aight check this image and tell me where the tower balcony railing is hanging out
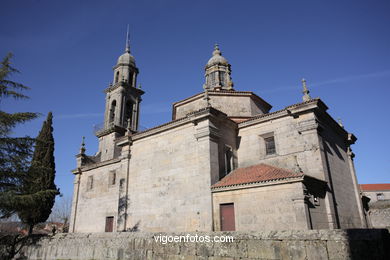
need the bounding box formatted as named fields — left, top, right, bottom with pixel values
left=93, top=122, right=125, bottom=136
left=93, top=121, right=149, bottom=136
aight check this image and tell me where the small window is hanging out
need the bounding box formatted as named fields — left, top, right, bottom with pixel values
left=105, top=216, right=114, bottom=232
left=377, top=193, right=385, bottom=201
left=87, top=176, right=93, bottom=191
left=109, top=171, right=116, bottom=186
left=264, top=136, right=276, bottom=155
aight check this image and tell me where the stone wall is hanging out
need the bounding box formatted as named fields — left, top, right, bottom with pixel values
left=368, top=201, right=390, bottom=229
left=173, top=93, right=267, bottom=120
left=212, top=182, right=311, bottom=231
left=15, top=229, right=389, bottom=260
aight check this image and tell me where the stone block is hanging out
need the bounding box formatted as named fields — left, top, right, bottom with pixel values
left=326, top=240, right=351, bottom=260
left=212, top=240, right=245, bottom=258
left=280, top=240, right=307, bottom=260
left=196, top=241, right=214, bottom=256
left=181, top=241, right=196, bottom=255
left=247, top=239, right=281, bottom=259
left=305, top=241, right=328, bottom=260
left=208, top=257, right=234, bottom=260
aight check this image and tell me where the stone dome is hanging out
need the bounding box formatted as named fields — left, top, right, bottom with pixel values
left=206, top=44, right=229, bottom=67
left=117, top=51, right=135, bottom=66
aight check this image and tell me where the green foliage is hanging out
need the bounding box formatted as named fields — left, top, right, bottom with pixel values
left=0, top=53, right=59, bottom=233
left=17, top=112, right=60, bottom=231
left=0, top=53, right=38, bottom=218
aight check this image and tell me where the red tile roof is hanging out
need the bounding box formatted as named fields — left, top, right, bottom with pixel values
left=359, top=184, right=390, bottom=191
left=211, top=163, right=304, bottom=189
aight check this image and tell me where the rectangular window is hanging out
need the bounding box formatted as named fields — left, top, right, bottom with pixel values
left=108, top=171, right=116, bottom=186
left=264, top=136, right=276, bottom=155
left=377, top=193, right=385, bottom=201
left=87, top=176, right=93, bottom=191
left=105, top=216, right=114, bottom=232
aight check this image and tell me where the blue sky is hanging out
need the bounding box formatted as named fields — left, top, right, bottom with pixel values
left=1, top=0, right=389, bottom=199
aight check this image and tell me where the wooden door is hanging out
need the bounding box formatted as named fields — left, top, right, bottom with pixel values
left=105, top=216, right=114, bottom=232
left=220, top=203, right=235, bottom=231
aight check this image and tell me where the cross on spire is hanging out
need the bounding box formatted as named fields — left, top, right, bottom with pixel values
left=80, top=136, right=86, bottom=155
left=301, top=78, right=311, bottom=102
left=125, top=24, right=130, bottom=53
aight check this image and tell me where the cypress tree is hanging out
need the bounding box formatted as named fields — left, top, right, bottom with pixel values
left=17, top=112, right=59, bottom=234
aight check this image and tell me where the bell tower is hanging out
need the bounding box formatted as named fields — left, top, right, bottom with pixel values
left=203, top=44, right=234, bottom=91
left=102, top=29, right=144, bottom=133
left=96, top=29, right=144, bottom=161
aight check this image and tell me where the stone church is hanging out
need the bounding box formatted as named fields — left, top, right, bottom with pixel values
left=69, top=39, right=366, bottom=233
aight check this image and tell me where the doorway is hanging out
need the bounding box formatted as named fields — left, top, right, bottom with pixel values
left=220, top=203, right=235, bottom=231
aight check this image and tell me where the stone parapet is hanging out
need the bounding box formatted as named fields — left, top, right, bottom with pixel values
left=14, top=229, right=389, bottom=260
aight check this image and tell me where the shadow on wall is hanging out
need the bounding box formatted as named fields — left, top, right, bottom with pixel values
left=346, top=229, right=390, bottom=259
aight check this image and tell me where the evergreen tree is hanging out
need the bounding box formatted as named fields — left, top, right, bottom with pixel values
left=18, top=112, right=59, bottom=234
left=0, top=53, right=38, bottom=218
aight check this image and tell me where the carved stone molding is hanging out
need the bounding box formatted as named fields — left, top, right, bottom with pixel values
left=194, top=125, right=221, bottom=141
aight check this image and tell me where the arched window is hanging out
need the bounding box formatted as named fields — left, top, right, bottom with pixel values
left=125, top=100, right=133, bottom=127
left=210, top=72, right=216, bottom=86
left=109, top=100, right=116, bottom=124
left=219, top=72, right=226, bottom=86
left=115, top=71, right=119, bottom=83
left=129, top=73, right=133, bottom=86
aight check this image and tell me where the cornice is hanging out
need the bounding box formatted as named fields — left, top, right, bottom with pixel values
left=118, top=107, right=230, bottom=144
left=238, top=98, right=323, bottom=129
left=211, top=176, right=305, bottom=192
left=71, top=157, right=122, bottom=174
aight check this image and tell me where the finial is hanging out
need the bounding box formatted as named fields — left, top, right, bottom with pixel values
left=301, top=78, right=311, bottom=102
left=80, top=136, right=86, bottom=154
left=125, top=24, right=130, bottom=53
left=138, top=84, right=142, bottom=89
left=212, top=43, right=221, bottom=56
left=338, top=118, right=344, bottom=128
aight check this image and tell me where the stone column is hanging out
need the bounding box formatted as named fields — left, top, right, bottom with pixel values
left=104, top=93, right=111, bottom=129
left=132, top=98, right=139, bottom=130
left=347, top=146, right=367, bottom=227
left=194, top=118, right=221, bottom=231
left=292, top=194, right=312, bottom=229
left=69, top=173, right=81, bottom=233
left=132, top=71, right=137, bottom=89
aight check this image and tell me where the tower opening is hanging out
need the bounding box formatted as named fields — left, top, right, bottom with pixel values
left=125, top=100, right=133, bottom=127
left=109, top=100, right=116, bottom=124
left=115, top=71, right=119, bottom=83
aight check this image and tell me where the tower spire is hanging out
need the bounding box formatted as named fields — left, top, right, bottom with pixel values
left=301, top=78, right=311, bottom=102
left=125, top=24, right=130, bottom=53
left=79, top=136, right=86, bottom=155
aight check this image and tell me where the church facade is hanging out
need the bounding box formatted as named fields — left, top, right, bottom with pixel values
left=69, top=41, right=366, bottom=233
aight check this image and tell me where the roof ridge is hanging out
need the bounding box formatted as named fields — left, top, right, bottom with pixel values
left=211, top=163, right=304, bottom=189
